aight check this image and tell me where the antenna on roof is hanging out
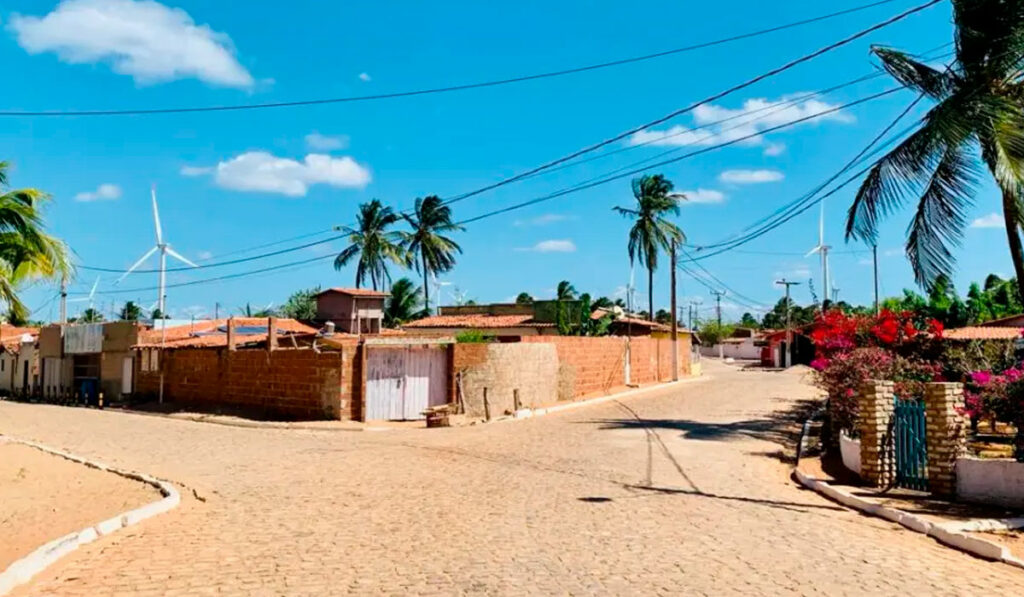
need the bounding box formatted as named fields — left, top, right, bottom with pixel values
left=114, top=184, right=198, bottom=315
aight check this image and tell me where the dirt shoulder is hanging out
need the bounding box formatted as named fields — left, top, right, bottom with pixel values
left=0, top=442, right=159, bottom=570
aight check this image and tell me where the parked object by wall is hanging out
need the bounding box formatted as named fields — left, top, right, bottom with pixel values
left=454, top=342, right=558, bottom=418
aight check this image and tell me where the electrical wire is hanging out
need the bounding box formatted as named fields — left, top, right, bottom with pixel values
left=0, top=0, right=903, bottom=118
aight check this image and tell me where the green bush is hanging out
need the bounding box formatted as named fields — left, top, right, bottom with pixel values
left=455, top=330, right=494, bottom=343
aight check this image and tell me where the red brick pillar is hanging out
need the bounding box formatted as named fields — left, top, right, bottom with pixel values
left=859, top=380, right=895, bottom=487
left=924, top=382, right=966, bottom=496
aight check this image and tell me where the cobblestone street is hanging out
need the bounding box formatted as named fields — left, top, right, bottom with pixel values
left=3, top=360, right=1023, bottom=595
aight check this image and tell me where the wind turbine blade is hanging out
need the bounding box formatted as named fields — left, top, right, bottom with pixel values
left=819, top=202, right=825, bottom=246
left=165, top=246, right=198, bottom=268
left=151, top=185, right=164, bottom=245
left=116, top=246, right=159, bottom=284
left=805, top=246, right=821, bottom=258
left=88, top=277, right=100, bottom=300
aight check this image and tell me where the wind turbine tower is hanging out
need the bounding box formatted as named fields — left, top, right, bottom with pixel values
left=806, top=201, right=831, bottom=309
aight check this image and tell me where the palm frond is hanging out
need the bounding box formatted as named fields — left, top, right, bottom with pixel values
left=874, top=47, right=956, bottom=99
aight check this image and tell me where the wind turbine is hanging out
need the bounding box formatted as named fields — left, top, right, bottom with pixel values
left=116, top=185, right=198, bottom=315
left=67, top=276, right=100, bottom=316
left=806, top=201, right=831, bottom=310
left=431, top=274, right=452, bottom=315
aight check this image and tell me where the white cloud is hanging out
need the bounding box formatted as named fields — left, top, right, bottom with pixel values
left=763, top=142, right=786, bottom=157
left=185, top=151, right=371, bottom=196
left=513, top=213, right=571, bottom=226
left=196, top=250, right=213, bottom=260
left=358, top=72, right=371, bottom=82
left=680, top=189, right=725, bottom=204
left=629, top=94, right=852, bottom=148
left=515, top=239, right=577, bottom=253
left=180, top=165, right=213, bottom=176
left=719, top=169, right=784, bottom=184
left=9, top=0, right=254, bottom=88
left=883, top=247, right=903, bottom=257
left=74, top=183, right=121, bottom=201
left=305, top=132, right=349, bottom=151
left=971, top=213, right=1004, bottom=229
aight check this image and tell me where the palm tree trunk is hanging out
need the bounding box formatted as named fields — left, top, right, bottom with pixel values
left=422, top=250, right=430, bottom=314
left=1001, top=189, right=1024, bottom=302
left=648, top=266, right=654, bottom=321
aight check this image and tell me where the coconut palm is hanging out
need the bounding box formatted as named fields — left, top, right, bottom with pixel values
left=78, top=307, right=104, bottom=323
left=383, top=277, right=423, bottom=327
left=119, top=301, right=142, bottom=321
left=335, top=200, right=407, bottom=290
left=399, top=195, right=463, bottom=312
left=0, top=162, right=71, bottom=321
left=613, top=174, right=685, bottom=320
left=846, top=0, right=1024, bottom=297
left=556, top=280, right=577, bottom=301
left=515, top=292, right=534, bottom=305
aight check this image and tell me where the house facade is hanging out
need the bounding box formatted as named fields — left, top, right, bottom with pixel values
left=315, top=288, right=389, bottom=334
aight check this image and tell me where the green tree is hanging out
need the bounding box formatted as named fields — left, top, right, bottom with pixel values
left=654, top=308, right=672, bottom=324
left=335, top=199, right=407, bottom=290
left=739, top=312, right=759, bottom=328
left=761, top=298, right=815, bottom=329
left=846, top=1, right=1024, bottom=299
left=119, top=301, right=142, bottom=321
left=698, top=321, right=735, bottom=346
left=280, top=287, right=320, bottom=320
left=383, top=277, right=423, bottom=327
left=556, top=280, right=577, bottom=301
left=515, top=292, right=534, bottom=305
left=399, top=195, right=463, bottom=313
left=0, top=162, right=71, bottom=320
left=149, top=308, right=168, bottom=320
left=613, top=174, right=685, bottom=320
left=78, top=307, right=103, bottom=323
left=591, top=296, right=613, bottom=310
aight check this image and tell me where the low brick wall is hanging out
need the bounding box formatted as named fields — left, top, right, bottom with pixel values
left=135, top=347, right=358, bottom=421
left=521, top=335, right=692, bottom=399
left=454, top=343, right=558, bottom=418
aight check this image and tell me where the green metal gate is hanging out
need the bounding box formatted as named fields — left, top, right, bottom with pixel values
left=893, top=397, right=928, bottom=491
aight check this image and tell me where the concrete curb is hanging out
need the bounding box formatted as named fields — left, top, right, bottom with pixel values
left=0, top=436, right=181, bottom=596
left=494, top=374, right=710, bottom=424
left=794, top=468, right=1024, bottom=570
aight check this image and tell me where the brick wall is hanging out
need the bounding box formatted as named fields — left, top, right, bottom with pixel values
left=521, top=335, right=692, bottom=399
left=135, top=346, right=358, bottom=421
left=454, top=343, right=558, bottom=418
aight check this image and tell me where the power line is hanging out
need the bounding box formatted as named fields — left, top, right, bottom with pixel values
left=439, top=0, right=941, bottom=207
left=0, top=1, right=902, bottom=118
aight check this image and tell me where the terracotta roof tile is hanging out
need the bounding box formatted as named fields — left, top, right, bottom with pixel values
left=135, top=318, right=319, bottom=348
left=943, top=326, right=1023, bottom=340
left=402, top=314, right=553, bottom=329
left=316, top=287, right=390, bottom=298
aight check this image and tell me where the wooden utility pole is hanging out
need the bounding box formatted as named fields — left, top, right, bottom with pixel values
left=670, top=241, right=678, bottom=381
left=872, top=244, right=880, bottom=316
left=775, top=279, right=800, bottom=368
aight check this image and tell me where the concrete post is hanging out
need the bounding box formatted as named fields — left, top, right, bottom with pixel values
left=859, top=380, right=895, bottom=487
left=923, top=382, right=966, bottom=496
left=227, top=317, right=236, bottom=352
left=267, top=317, right=278, bottom=352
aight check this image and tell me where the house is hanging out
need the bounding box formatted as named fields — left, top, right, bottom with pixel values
left=700, top=327, right=762, bottom=360
left=315, top=288, right=389, bottom=334
left=403, top=304, right=558, bottom=339
left=760, top=327, right=815, bottom=368
left=0, top=325, right=40, bottom=395
left=977, top=314, right=1024, bottom=327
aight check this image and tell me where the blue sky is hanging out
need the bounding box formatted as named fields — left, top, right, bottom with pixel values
left=0, top=0, right=1010, bottom=322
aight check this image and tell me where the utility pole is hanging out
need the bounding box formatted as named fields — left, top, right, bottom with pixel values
left=710, top=290, right=726, bottom=327
left=872, top=244, right=880, bottom=316
left=670, top=241, right=679, bottom=381
left=689, top=300, right=701, bottom=330
left=775, top=279, right=801, bottom=368
left=214, top=302, right=220, bottom=320
left=59, top=276, right=67, bottom=324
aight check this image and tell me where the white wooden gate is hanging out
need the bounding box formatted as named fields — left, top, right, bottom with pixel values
left=365, top=346, right=448, bottom=420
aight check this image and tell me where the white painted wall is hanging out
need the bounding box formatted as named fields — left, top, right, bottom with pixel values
left=699, top=339, right=760, bottom=360
left=840, top=434, right=861, bottom=475
left=956, top=457, right=1024, bottom=507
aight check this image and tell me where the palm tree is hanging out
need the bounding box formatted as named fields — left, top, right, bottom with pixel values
left=119, top=301, right=142, bottom=321
left=846, top=1, right=1024, bottom=297
left=613, top=174, right=685, bottom=320
left=399, top=195, right=463, bottom=313
left=515, top=292, right=534, bottom=305
left=79, top=307, right=103, bottom=323
left=383, top=277, right=422, bottom=327
left=556, top=280, right=577, bottom=301
left=0, top=162, right=71, bottom=320
left=335, top=200, right=407, bottom=290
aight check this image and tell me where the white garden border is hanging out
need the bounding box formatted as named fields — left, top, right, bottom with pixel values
left=794, top=468, right=1024, bottom=570
left=0, top=436, right=180, bottom=596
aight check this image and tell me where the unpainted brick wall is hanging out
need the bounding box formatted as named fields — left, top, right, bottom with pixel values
left=135, top=346, right=357, bottom=420
left=454, top=343, right=558, bottom=418
left=521, top=335, right=692, bottom=398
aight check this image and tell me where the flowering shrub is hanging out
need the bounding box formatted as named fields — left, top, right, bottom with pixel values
left=965, top=365, right=1024, bottom=424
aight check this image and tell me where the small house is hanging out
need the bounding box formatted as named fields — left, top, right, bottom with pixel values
left=315, top=288, right=389, bottom=334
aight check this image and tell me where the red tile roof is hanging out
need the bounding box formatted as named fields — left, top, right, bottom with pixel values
left=0, top=324, right=39, bottom=338
left=402, top=314, right=553, bottom=329
left=943, top=326, right=1023, bottom=340
left=135, top=318, right=320, bottom=348
left=316, top=287, right=390, bottom=298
